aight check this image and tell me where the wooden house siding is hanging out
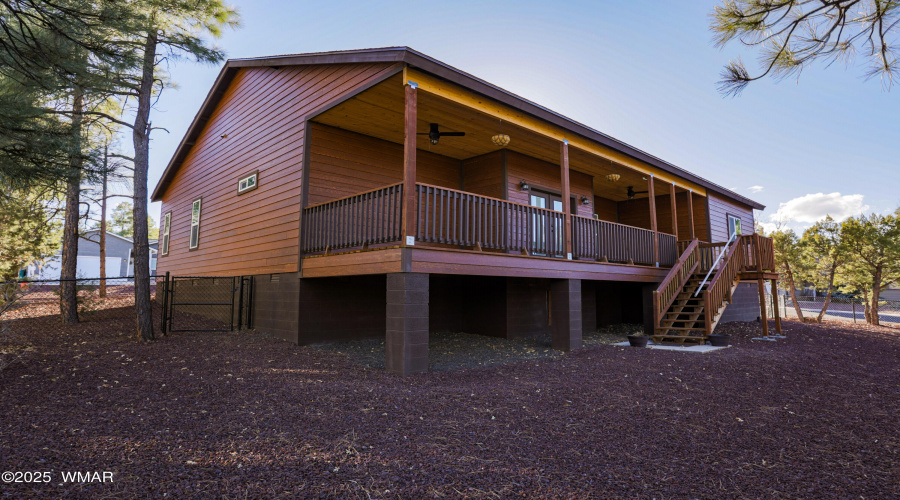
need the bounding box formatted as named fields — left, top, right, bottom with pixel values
left=157, top=63, right=398, bottom=276
left=307, top=123, right=459, bottom=205
left=611, top=193, right=708, bottom=240
left=593, top=196, right=618, bottom=222
left=462, top=151, right=505, bottom=199
left=708, top=192, right=754, bottom=242
left=505, top=151, right=593, bottom=217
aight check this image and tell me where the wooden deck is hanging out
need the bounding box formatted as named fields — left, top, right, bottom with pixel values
left=301, top=246, right=669, bottom=281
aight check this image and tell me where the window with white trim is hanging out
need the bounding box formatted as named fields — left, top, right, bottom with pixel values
left=189, top=198, right=202, bottom=249
left=161, top=212, right=171, bottom=255
left=238, top=172, right=258, bottom=194
left=727, top=215, right=742, bottom=238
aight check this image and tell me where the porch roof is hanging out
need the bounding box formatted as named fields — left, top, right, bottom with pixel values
left=151, top=47, right=765, bottom=210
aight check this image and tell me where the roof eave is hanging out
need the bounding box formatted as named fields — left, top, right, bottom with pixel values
left=151, top=47, right=766, bottom=211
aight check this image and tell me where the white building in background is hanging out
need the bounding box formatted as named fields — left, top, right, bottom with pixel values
left=28, top=230, right=158, bottom=280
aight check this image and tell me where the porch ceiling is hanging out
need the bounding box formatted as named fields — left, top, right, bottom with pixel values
left=313, top=74, right=688, bottom=202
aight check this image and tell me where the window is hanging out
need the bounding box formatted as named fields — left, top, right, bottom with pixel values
left=161, top=212, right=171, bottom=255
left=727, top=215, right=742, bottom=238
left=238, top=171, right=258, bottom=194
left=189, top=198, right=202, bottom=249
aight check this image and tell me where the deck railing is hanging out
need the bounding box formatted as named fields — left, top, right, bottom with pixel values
left=653, top=239, right=700, bottom=329
left=741, top=234, right=775, bottom=272
left=303, top=182, right=691, bottom=268
left=301, top=183, right=403, bottom=253
left=572, top=216, right=675, bottom=266
left=416, top=183, right=564, bottom=256
left=658, top=233, right=677, bottom=267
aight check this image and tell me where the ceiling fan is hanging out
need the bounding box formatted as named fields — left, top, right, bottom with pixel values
left=626, top=186, right=649, bottom=200
left=419, top=123, right=465, bottom=145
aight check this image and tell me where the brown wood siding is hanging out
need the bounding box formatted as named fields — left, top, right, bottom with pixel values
left=616, top=198, right=652, bottom=230
left=157, top=63, right=397, bottom=276
left=592, top=196, right=618, bottom=222
left=462, top=150, right=504, bottom=198
left=675, top=192, right=708, bottom=242
left=505, top=150, right=593, bottom=217
left=308, top=122, right=459, bottom=205
left=617, top=193, right=709, bottom=239
left=708, top=192, right=754, bottom=243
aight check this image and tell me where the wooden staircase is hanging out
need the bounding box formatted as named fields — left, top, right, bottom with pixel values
left=652, top=236, right=748, bottom=344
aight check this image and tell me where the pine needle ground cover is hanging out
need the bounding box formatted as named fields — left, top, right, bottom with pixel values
left=1, top=301, right=897, bottom=498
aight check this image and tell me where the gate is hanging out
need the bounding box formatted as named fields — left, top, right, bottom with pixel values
left=160, top=273, right=253, bottom=334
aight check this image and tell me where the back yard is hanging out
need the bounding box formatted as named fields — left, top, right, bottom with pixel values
left=1, top=301, right=898, bottom=498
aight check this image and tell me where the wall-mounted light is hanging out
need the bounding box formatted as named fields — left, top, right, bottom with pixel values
left=519, top=180, right=530, bottom=191
left=580, top=196, right=590, bottom=205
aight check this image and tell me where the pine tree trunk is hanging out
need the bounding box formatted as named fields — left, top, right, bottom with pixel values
left=786, top=266, right=804, bottom=321
left=870, top=268, right=882, bottom=326
left=59, top=88, right=83, bottom=324
left=131, top=29, right=157, bottom=342
left=99, top=147, right=108, bottom=298
left=816, top=263, right=837, bottom=323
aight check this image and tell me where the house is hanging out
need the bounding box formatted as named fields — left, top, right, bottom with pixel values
left=33, top=230, right=158, bottom=280
left=152, top=47, right=779, bottom=375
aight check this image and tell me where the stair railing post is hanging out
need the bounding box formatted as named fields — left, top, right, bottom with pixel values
left=652, top=290, right=660, bottom=332
left=703, top=289, right=712, bottom=336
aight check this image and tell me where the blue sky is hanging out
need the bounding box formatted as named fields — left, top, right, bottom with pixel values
left=144, top=0, right=900, bottom=232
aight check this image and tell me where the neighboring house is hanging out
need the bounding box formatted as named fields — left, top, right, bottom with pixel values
left=33, top=230, right=158, bottom=280
left=883, top=285, right=900, bottom=302
left=152, top=47, right=778, bottom=375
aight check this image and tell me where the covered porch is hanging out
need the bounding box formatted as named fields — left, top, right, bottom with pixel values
left=298, top=69, right=710, bottom=273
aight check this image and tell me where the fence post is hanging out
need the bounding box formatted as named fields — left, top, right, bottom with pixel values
left=161, top=271, right=170, bottom=336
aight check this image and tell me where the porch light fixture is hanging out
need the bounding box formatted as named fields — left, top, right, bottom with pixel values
left=606, top=173, right=620, bottom=182
left=519, top=180, right=530, bottom=191
left=580, top=196, right=590, bottom=205
left=491, top=133, right=511, bottom=147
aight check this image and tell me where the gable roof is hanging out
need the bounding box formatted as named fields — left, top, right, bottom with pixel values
left=152, top=47, right=764, bottom=210
left=82, top=229, right=135, bottom=245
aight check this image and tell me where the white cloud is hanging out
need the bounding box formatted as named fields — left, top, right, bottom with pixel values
left=748, top=185, right=764, bottom=193
left=771, top=192, right=869, bottom=224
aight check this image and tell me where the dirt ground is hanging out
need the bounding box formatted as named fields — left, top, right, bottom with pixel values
left=1, top=300, right=898, bottom=498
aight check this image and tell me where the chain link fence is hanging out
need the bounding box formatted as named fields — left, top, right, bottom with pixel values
left=1, top=274, right=253, bottom=335
left=0, top=276, right=165, bottom=324
left=781, top=295, right=900, bottom=325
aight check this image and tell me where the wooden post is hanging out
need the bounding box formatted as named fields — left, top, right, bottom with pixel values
left=669, top=183, right=678, bottom=240
left=771, top=278, right=782, bottom=334
left=402, top=81, right=418, bottom=244
left=686, top=189, right=695, bottom=241
left=560, top=140, right=572, bottom=258
left=754, top=234, right=769, bottom=336
left=647, top=175, right=658, bottom=266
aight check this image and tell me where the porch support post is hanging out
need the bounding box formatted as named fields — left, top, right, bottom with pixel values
left=754, top=234, right=769, bottom=336
left=771, top=278, right=782, bottom=334
left=560, top=140, right=572, bottom=258
left=669, top=183, right=678, bottom=240
left=386, top=273, right=429, bottom=375
left=687, top=189, right=695, bottom=240
left=550, top=279, right=582, bottom=351
left=648, top=175, right=658, bottom=266
left=402, top=81, right=418, bottom=244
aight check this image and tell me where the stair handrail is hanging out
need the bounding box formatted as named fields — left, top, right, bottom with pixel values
left=701, top=237, right=746, bottom=335
left=694, top=231, right=738, bottom=297
left=653, top=239, right=700, bottom=329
